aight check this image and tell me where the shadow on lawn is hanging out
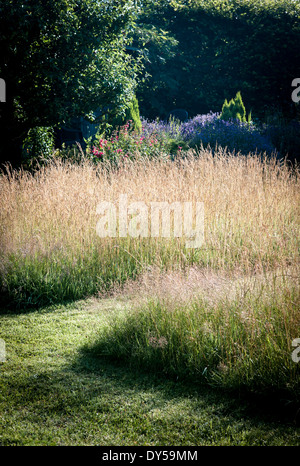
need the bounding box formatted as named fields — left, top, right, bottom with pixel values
left=2, top=298, right=300, bottom=433
left=75, top=347, right=300, bottom=427
left=1, top=299, right=299, bottom=433
left=0, top=297, right=86, bottom=316
left=2, top=335, right=299, bottom=447
left=6, top=353, right=300, bottom=433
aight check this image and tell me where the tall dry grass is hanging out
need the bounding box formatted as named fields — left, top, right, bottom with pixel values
left=0, top=148, right=299, bottom=308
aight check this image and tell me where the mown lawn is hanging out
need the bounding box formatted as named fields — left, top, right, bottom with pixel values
left=0, top=297, right=299, bottom=446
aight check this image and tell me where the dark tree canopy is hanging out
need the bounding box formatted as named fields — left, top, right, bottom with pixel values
left=1, top=0, right=299, bottom=166
left=0, top=0, right=140, bottom=166
left=134, top=0, right=300, bottom=120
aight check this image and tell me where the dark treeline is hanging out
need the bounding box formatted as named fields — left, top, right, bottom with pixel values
left=0, top=0, right=299, bottom=167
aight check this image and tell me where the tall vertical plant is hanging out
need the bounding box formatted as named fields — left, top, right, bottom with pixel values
left=112, top=95, right=142, bottom=133
left=126, top=95, right=142, bottom=133
left=220, top=91, right=249, bottom=122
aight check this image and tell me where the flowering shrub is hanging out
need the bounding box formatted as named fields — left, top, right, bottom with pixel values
left=88, top=120, right=170, bottom=165
left=141, top=117, right=183, bottom=141
left=141, top=117, right=190, bottom=156
left=180, top=112, right=276, bottom=155
left=65, top=110, right=279, bottom=167
left=19, top=111, right=279, bottom=172
left=141, top=112, right=276, bottom=157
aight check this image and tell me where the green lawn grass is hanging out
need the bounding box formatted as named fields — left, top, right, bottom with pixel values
left=0, top=298, right=299, bottom=446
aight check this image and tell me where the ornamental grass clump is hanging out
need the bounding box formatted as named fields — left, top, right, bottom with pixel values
left=95, top=271, right=300, bottom=396
left=0, top=149, right=298, bottom=309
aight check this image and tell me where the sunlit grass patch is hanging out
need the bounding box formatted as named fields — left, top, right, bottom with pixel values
left=0, top=150, right=299, bottom=309
left=94, top=271, right=300, bottom=396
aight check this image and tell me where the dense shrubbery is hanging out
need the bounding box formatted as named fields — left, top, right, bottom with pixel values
left=22, top=127, right=55, bottom=168
left=135, top=0, right=300, bottom=122
left=86, top=103, right=277, bottom=165
left=88, top=112, right=276, bottom=165
left=262, top=112, right=300, bottom=162
left=1, top=0, right=140, bottom=167
left=140, top=112, right=276, bottom=157
left=88, top=120, right=169, bottom=165
left=21, top=108, right=293, bottom=168
left=19, top=87, right=297, bottom=168
left=220, top=92, right=249, bottom=123
left=180, top=113, right=276, bottom=155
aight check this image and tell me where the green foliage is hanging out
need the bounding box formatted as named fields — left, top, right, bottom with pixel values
left=127, top=96, right=142, bottom=133
left=0, top=241, right=142, bottom=309
left=220, top=99, right=231, bottom=121
left=0, top=0, right=141, bottom=166
left=135, top=0, right=300, bottom=121
left=22, top=127, right=55, bottom=168
left=232, top=92, right=247, bottom=122
left=166, top=139, right=189, bottom=156
left=87, top=120, right=169, bottom=166
left=220, top=92, right=247, bottom=122
left=112, top=95, right=142, bottom=133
